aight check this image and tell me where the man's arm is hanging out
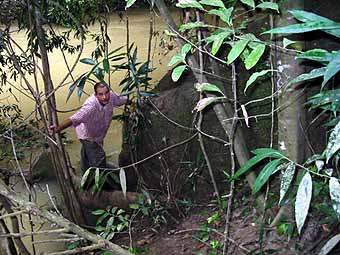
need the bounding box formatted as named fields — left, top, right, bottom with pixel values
left=49, top=118, right=73, bottom=134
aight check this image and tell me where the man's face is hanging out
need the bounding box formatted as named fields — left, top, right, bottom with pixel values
left=95, top=86, right=110, bottom=106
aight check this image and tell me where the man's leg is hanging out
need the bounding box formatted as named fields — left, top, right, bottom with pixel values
left=80, top=140, right=106, bottom=172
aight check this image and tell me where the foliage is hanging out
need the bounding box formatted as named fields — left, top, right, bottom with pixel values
left=93, top=206, right=130, bottom=240
left=129, top=191, right=170, bottom=229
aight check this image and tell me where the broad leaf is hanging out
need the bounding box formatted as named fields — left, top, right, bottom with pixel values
left=263, top=22, right=340, bottom=35
left=119, top=168, right=127, bottom=198
left=245, top=44, right=266, bottom=70
left=168, top=55, right=183, bottom=66
left=80, top=58, right=96, bottom=65
left=95, top=168, right=100, bottom=188
left=181, top=43, right=192, bottom=57
left=288, top=67, right=326, bottom=86
left=307, top=89, right=340, bottom=112
left=319, top=234, right=340, bottom=255
left=77, top=75, right=87, bottom=100
left=81, top=168, right=91, bottom=188
left=324, top=120, right=340, bottom=163
left=176, top=0, right=204, bottom=10
left=279, top=162, right=296, bottom=204
left=245, top=69, right=273, bottom=93
left=211, top=30, right=232, bottom=55
left=295, top=172, right=312, bottom=235
left=233, top=148, right=285, bottom=180
left=92, top=209, right=105, bottom=215
left=283, top=38, right=296, bottom=48
left=172, top=65, right=186, bottom=82
left=289, top=10, right=340, bottom=38
left=103, top=58, right=110, bottom=73
left=252, top=148, right=286, bottom=158
left=256, top=2, right=279, bottom=13
left=329, top=178, right=340, bottom=218
left=252, top=159, right=282, bottom=194
left=194, top=96, right=225, bottom=111
left=321, top=51, right=340, bottom=88
left=200, top=0, right=225, bottom=8
left=208, top=7, right=234, bottom=25
left=296, top=49, right=334, bottom=64
left=227, top=39, right=249, bottom=64
left=240, top=0, right=255, bottom=8
left=125, top=0, right=137, bottom=9
left=179, top=21, right=208, bottom=32
left=195, top=83, right=225, bottom=95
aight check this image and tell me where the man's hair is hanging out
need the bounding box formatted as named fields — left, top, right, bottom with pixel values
left=94, top=82, right=109, bottom=94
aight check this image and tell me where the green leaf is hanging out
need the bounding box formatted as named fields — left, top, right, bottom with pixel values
left=193, top=96, right=225, bottom=111
left=245, top=69, right=273, bottom=93
left=211, top=30, right=232, bottom=55
left=296, top=49, right=334, bottom=64
left=81, top=168, right=91, bottom=188
left=80, top=58, right=96, bottom=65
left=119, top=168, right=127, bottom=198
left=199, top=0, right=225, bottom=8
left=288, top=67, right=326, bottom=86
left=319, top=234, right=340, bottom=255
left=125, top=0, right=137, bottom=9
left=322, top=51, right=340, bottom=88
left=195, top=83, right=225, bottom=96
left=92, top=209, right=105, bottom=215
left=67, top=73, right=86, bottom=102
left=244, top=44, right=266, bottom=70
left=279, top=162, right=296, bottom=204
left=252, top=159, right=282, bottom=194
left=329, top=177, right=340, bottom=219
left=95, top=168, right=100, bottom=189
left=324, top=120, right=340, bottom=163
left=289, top=10, right=340, bottom=38
left=179, top=21, right=208, bottom=32
left=283, top=38, right=296, bottom=48
left=103, top=58, right=110, bottom=73
left=256, top=2, right=279, bottom=13
left=307, top=89, right=340, bottom=112
left=233, top=148, right=284, bottom=180
left=172, top=65, right=186, bottom=82
left=176, top=0, right=204, bottom=10
left=295, top=172, right=312, bottom=235
left=263, top=22, right=340, bottom=35
left=227, top=39, right=249, bottom=64
left=181, top=43, right=192, bottom=57
left=240, top=0, right=255, bottom=8
left=168, top=55, right=184, bottom=66
left=77, top=75, right=87, bottom=100
left=129, top=203, right=139, bottom=209
left=208, top=7, right=234, bottom=25
left=252, top=148, right=286, bottom=158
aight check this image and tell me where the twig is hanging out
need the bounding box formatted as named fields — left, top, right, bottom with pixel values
left=46, top=184, right=62, bottom=216
left=0, top=210, right=26, bottom=220
left=33, top=238, right=84, bottom=244
left=223, top=62, right=237, bottom=255
left=43, top=244, right=103, bottom=255
left=0, top=228, right=67, bottom=238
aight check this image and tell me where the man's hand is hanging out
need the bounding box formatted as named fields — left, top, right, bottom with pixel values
left=48, top=125, right=58, bottom=136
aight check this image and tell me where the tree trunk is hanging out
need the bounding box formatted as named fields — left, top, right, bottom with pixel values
left=275, top=0, right=306, bottom=163
left=34, top=7, right=86, bottom=225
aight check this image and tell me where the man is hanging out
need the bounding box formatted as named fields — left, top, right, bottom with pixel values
left=50, top=82, right=128, bottom=174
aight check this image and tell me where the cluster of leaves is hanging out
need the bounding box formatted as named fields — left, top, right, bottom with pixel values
left=231, top=10, right=340, bottom=253
left=129, top=191, right=170, bottom=229
left=81, top=167, right=127, bottom=195
left=93, top=206, right=130, bottom=240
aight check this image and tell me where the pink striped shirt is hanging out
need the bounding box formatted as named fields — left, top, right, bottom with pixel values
left=70, top=91, right=127, bottom=146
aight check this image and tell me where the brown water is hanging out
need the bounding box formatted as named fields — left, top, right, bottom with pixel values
left=1, top=9, right=180, bottom=254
